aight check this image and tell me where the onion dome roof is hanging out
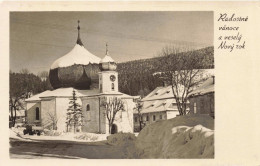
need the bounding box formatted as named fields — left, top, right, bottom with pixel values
left=51, top=44, right=101, bottom=69
left=100, top=55, right=114, bottom=63
left=100, top=43, right=115, bottom=63
left=50, top=20, right=101, bottom=69
left=49, top=20, right=101, bottom=90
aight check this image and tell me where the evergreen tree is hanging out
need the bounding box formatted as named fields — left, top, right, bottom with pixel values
left=66, top=89, right=83, bottom=133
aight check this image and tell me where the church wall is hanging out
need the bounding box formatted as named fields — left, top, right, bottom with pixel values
left=81, top=97, right=104, bottom=133
left=26, top=102, right=41, bottom=125
left=41, top=98, right=56, bottom=130
left=55, top=97, right=77, bottom=132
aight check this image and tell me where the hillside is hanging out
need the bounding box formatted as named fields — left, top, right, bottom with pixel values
left=117, top=46, right=214, bottom=96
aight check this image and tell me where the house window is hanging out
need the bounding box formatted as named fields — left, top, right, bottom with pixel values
left=194, top=103, right=197, bottom=114
left=111, top=83, right=115, bottom=91
left=86, top=104, right=90, bottom=111
left=35, top=107, right=40, bottom=120
left=135, top=117, right=138, bottom=122
left=146, top=115, right=149, bottom=121
left=160, top=115, right=162, bottom=119
left=153, top=115, right=156, bottom=121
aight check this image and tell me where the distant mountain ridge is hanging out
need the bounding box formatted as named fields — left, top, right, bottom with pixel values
left=117, top=46, right=214, bottom=96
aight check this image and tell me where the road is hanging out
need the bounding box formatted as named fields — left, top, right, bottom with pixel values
left=10, top=138, right=132, bottom=159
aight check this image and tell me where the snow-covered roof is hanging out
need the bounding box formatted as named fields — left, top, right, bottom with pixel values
left=25, top=88, right=99, bottom=102
left=51, top=44, right=101, bottom=69
left=142, top=86, right=174, bottom=101
left=136, top=98, right=179, bottom=114
left=189, top=76, right=214, bottom=97
left=100, top=55, right=114, bottom=63
left=25, top=87, right=136, bottom=102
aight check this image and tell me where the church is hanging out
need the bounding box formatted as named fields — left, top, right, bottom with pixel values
left=25, top=21, right=136, bottom=134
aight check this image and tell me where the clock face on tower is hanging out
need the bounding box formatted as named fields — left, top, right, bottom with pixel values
left=110, top=75, right=116, bottom=82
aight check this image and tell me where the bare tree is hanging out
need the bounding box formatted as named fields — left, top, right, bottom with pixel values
left=158, top=45, right=207, bottom=116
left=37, top=71, right=49, bottom=81
left=9, top=97, right=25, bottom=127
left=45, top=111, right=58, bottom=130
left=134, top=98, right=144, bottom=131
left=20, top=68, right=30, bottom=74
left=101, top=97, right=125, bottom=134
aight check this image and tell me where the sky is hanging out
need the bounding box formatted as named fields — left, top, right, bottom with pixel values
left=10, top=12, right=213, bottom=74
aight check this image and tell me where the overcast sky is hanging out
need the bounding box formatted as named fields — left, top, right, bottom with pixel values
left=10, top=11, right=213, bottom=74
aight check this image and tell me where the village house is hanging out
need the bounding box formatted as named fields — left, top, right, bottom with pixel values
left=134, top=70, right=214, bottom=132
left=133, top=85, right=185, bottom=132
left=25, top=22, right=136, bottom=134
left=188, top=76, right=215, bottom=118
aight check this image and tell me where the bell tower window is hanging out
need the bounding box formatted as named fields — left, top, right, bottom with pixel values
left=86, top=104, right=90, bottom=111
left=112, top=83, right=115, bottom=91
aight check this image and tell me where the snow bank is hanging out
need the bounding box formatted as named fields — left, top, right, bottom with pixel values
left=107, top=132, right=136, bottom=146
left=135, top=115, right=214, bottom=158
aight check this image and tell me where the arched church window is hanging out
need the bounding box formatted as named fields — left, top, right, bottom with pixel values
left=35, top=107, right=40, bottom=120
left=111, top=83, right=115, bottom=91
left=86, top=104, right=90, bottom=111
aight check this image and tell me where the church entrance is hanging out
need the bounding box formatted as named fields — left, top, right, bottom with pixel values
left=111, top=124, right=118, bottom=134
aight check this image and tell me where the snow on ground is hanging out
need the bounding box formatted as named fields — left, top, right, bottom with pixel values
left=135, top=114, right=214, bottom=158
left=10, top=127, right=109, bottom=143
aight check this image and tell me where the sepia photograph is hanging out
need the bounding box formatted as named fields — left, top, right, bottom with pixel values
left=9, top=11, right=214, bottom=159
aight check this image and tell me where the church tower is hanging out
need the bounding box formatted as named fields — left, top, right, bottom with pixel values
left=99, top=43, right=118, bottom=93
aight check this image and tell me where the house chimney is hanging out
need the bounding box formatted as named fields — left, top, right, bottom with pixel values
left=163, top=81, right=168, bottom=87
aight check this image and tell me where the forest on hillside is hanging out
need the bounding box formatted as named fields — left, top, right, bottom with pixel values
left=117, top=46, right=214, bottom=97
left=9, top=46, right=214, bottom=99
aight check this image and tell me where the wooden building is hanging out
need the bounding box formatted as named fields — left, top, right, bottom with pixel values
left=188, top=76, right=215, bottom=118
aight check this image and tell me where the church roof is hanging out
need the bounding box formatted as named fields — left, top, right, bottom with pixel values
left=50, top=20, right=101, bottom=69
left=100, top=43, right=115, bottom=63
left=25, top=88, right=136, bottom=102
left=25, top=88, right=99, bottom=102
left=100, top=55, right=114, bottom=63
left=50, top=44, right=101, bottom=69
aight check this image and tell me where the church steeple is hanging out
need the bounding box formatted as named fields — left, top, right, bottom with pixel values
left=105, top=43, right=109, bottom=55
left=76, top=20, right=84, bottom=46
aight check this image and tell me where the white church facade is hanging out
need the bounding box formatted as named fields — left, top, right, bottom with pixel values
left=25, top=21, right=136, bottom=134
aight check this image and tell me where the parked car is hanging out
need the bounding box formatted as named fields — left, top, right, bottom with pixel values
left=23, top=125, right=43, bottom=136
